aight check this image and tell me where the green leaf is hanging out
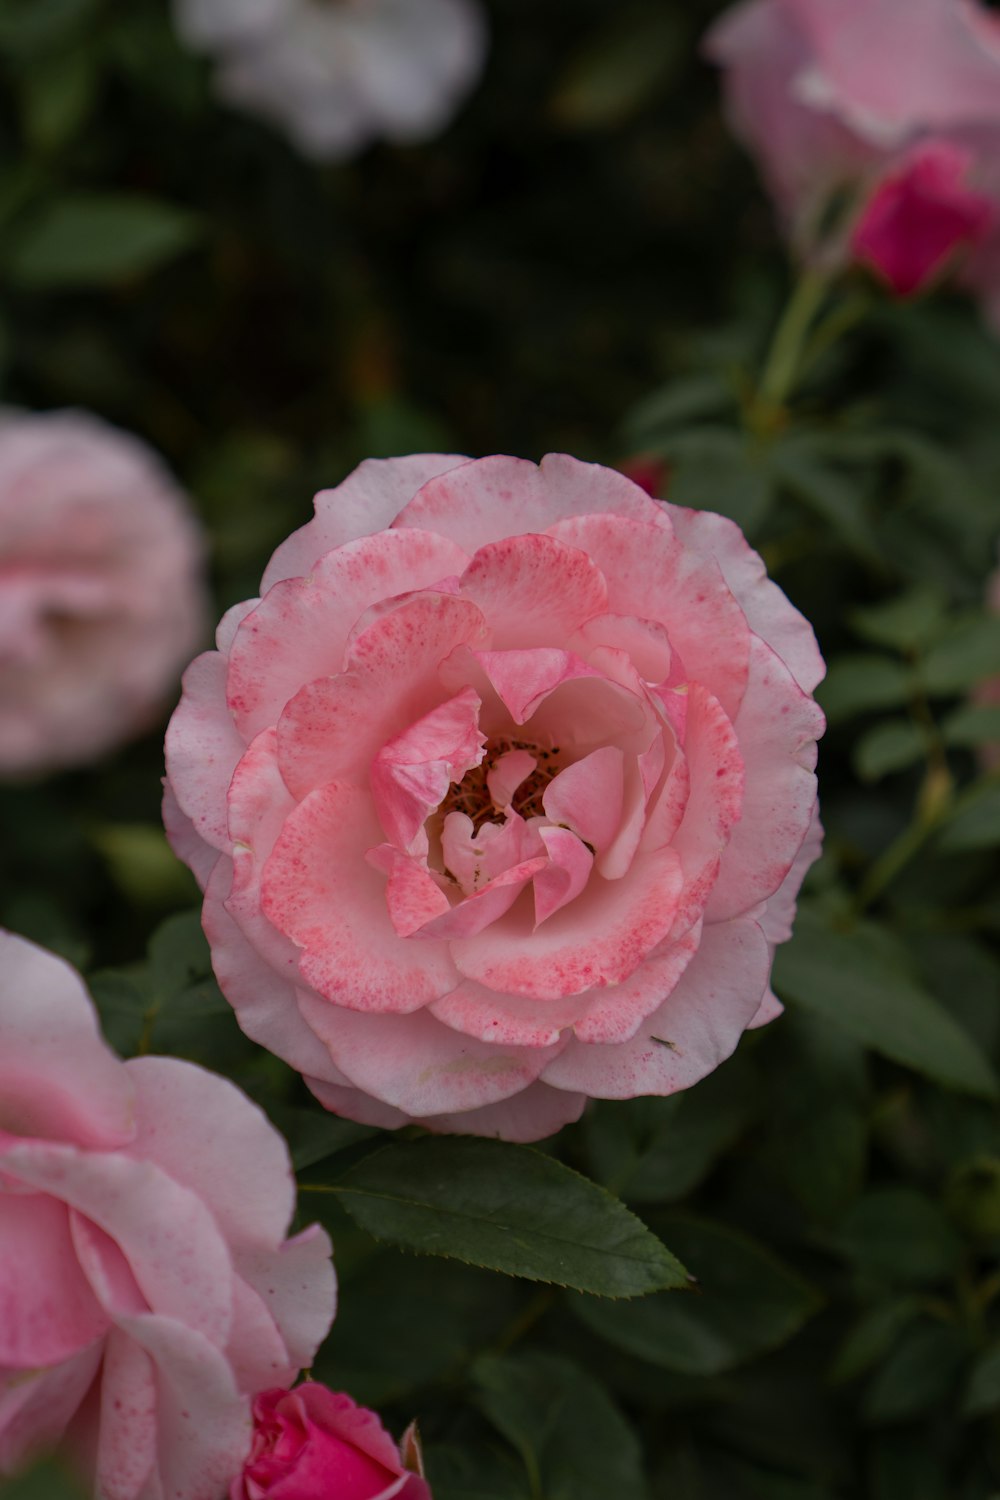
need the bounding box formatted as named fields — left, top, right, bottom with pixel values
left=852, top=719, right=925, bottom=781
left=426, top=1444, right=529, bottom=1500
left=818, top=656, right=914, bottom=726
left=936, top=781, right=1000, bottom=853
left=849, top=585, right=948, bottom=654
left=90, top=824, right=199, bottom=908
left=774, top=438, right=880, bottom=563
left=659, top=428, right=774, bottom=536
left=0, top=1457, right=86, bottom=1499
left=830, top=1297, right=925, bottom=1384
left=326, top=1137, right=688, bottom=1297
left=772, top=908, right=999, bottom=1099
left=19, top=46, right=96, bottom=152
left=279, top=1108, right=376, bottom=1173
left=838, top=1190, right=962, bottom=1287
left=583, top=1055, right=758, bottom=1202
left=474, top=1352, right=648, bottom=1500
left=575, top=1217, right=821, bottom=1376
left=963, top=1341, right=1000, bottom=1416
left=920, top=615, right=1000, bottom=695
left=623, top=375, right=735, bottom=447
left=863, top=1321, right=967, bottom=1424
left=7, top=193, right=200, bottom=287
left=941, top=703, right=1000, bottom=748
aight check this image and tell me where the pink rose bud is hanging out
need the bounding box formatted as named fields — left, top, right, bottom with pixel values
left=0, top=931, right=336, bottom=1500
left=165, top=454, right=825, bottom=1142
left=232, top=1386, right=432, bottom=1500
left=851, top=141, right=996, bottom=297
left=0, top=409, right=207, bottom=776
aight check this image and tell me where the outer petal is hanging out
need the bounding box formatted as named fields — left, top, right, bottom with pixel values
left=261, top=782, right=459, bottom=1012
left=293, top=997, right=563, bottom=1118
left=0, top=1340, right=103, bottom=1475
left=261, top=455, right=470, bottom=590
left=228, top=529, right=471, bottom=740
left=541, top=917, right=770, bottom=1098
left=165, top=652, right=246, bottom=855
left=667, top=504, right=826, bottom=693
left=0, top=1195, right=108, bottom=1366
left=392, top=453, right=671, bottom=552
left=429, top=979, right=597, bottom=1048
left=162, top=783, right=220, bottom=893
left=94, top=1328, right=158, bottom=1500
left=705, top=637, right=824, bottom=923
left=234, top=1224, right=336, bottom=1375
left=0, top=931, right=135, bottom=1149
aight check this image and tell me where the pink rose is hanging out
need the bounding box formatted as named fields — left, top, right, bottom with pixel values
left=165, top=454, right=824, bottom=1143
left=0, top=931, right=336, bottom=1500
left=705, top=0, right=1000, bottom=323
left=0, top=410, right=207, bottom=776
left=231, top=1385, right=431, bottom=1500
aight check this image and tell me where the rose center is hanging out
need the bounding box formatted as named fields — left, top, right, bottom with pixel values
left=440, top=738, right=563, bottom=830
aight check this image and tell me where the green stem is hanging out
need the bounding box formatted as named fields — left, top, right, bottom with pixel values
left=754, top=265, right=831, bottom=422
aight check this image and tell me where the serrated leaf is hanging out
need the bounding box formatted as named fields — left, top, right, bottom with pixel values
left=575, top=1216, right=821, bottom=1376
left=474, top=1352, right=648, bottom=1500
left=324, top=1137, right=688, bottom=1297
left=7, top=193, right=200, bottom=286
left=773, top=908, right=999, bottom=1099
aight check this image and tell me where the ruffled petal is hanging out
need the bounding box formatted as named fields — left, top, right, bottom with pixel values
left=165, top=651, right=246, bottom=854
left=0, top=1194, right=108, bottom=1366
left=458, top=532, right=608, bottom=647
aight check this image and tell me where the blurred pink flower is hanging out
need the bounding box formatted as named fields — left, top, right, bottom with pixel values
left=0, top=931, right=336, bottom=1499
left=165, top=453, right=824, bottom=1142
left=0, top=410, right=206, bottom=776
left=231, top=1385, right=431, bottom=1500
left=174, top=0, right=487, bottom=161
left=705, top=0, right=1000, bottom=322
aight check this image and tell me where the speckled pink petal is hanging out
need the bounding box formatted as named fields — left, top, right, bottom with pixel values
left=571, top=612, right=673, bottom=683
left=429, top=979, right=596, bottom=1047
left=706, top=637, right=824, bottom=923
left=94, top=1328, right=157, bottom=1500
left=668, top=505, right=825, bottom=694
left=261, top=782, right=458, bottom=1012
left=0, top=931, right=136, bottom=1149
left=123, top=1056, right=296, bottom=1253
left=233, top=1223, right=335, bottom=1375
left=368, top=844, right=451, bottom=937
left=393, top=453, right=671, bottom=553
left=759, top=806, right=824, bottom=947
left=165, top=651, right=247, bottom=854
left=276, top=593, right=488, bottom=800
left=225, top=1272, right=299, bottom=1393
left=420, top=858, right=548, bottom=940
left=533, top=827, right=594, bottom=927
left=293, top=996, right=562, bottom=1118
left=470, top=647, right=600, bottom=726
left=458, top=532, right=609, bottom=647
left=570, top=922, right=703, bottom=1046
left=370, top=686, right=485, bottom=852
left=541, top=917, right=770, bottom=1098
left=228, top=529, right=471, bottom=740
left=4, top=1141, right=234, bottom=1348
left=542, top=746, right=625, bottom=856
left=0, top=1194, right=108, bottom=1366
left=451, top=846, right=683, bottom=1000
left=262, top=455, right=471, bottom=591
left=549, top=513, right=751, bottom=720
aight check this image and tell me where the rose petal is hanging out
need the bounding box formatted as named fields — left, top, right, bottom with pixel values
left=0, top=1195, right=108, bottom=1366
left=370, top=686, right=485, bottom=852
left=165, top=651, right=246, bottom=854
left=533, top=826, right=594, bottom=927
left=458, top=532, right=609, bottom=647
left=542, top=746, right=625, bottom=856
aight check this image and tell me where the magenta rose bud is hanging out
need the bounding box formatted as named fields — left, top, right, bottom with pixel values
left=0, top=931, right=336, bottom=1499
left=165, top=453, right=825, bottom=1142
left=232, top=1386, right=432, bottom=1500
left=0, top=409, right=208, bottom=776
left=851, top=141, right=996, bottom=297
left=705, top=0, right=1000, bottom=326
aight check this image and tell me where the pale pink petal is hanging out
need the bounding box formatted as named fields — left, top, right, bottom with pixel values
left=124, top=1056, right=296, bottom=1252
left=424, top=1080, right=587, bottom=1141
left=367, top=845, right=451, bottom=937
left=0, top=1340, right=103, bottom=1475
left=417, top=855, right=547, bottom=940
left=548, top=513, right=751, bottom=720
left=470, top=648, right=600, bottom=726
left=458, top=532, right=608, bottom=647
left=276, top=593, right=488, bottom=800
left=261, top=782, right=458, bottom=1012
left=262, top=455, right=471, bottom=590
left=571, top=612, right=673, bottom=683
left=706, top=637, right=824, bottom=923
left=4, top=1141, right=234, bottom=1348
left=225, top=1273, right=299, bottom=1393
left=233, top=1224, right=335, bottom=1374
left=304, top=1075, right=416, bottom=1130
left=759, top=805, right=824, bottom=947
left=216, top=599, right=258, bottom=655
left=541, top=918, right=770, bottom=1097
left=668, top=505, right=825, bottom=693
left=164, top=651, right=246, bottom=854
left=451, top=846, right=683, bottom=1000
left=0, top=1195, right=108, bottom=1366
left=0, top=931, right=135, bottom=1149
left=439, top=810, right=544, bottom=895
left=486, top=748, right=537, bottom=809
left=429, top=980, right=596, bottom=1047
left=292, top=998, right=561, bottom=1118
left=542, top=746, right=625, bottom=855
left=228, top=529, right=471, bottom=740
left=370, top=686, right=485, bottom=852
left=94, top=1329, right=157, bottom=1500
left=533, top=827, right=594, bottom=926
left=392, top=453, right=670, bottom=552
left=162, top=783, right=220, bottom=892
left=570, top=922, right=703, bottom=1045
left=748, top=988, right=784, bottom=1029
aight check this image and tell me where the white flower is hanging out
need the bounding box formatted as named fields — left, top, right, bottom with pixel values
left=176, top=0, right=488, bottom=160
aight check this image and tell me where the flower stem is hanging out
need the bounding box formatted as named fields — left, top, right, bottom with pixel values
left=751, top=265, right=832, bottom=433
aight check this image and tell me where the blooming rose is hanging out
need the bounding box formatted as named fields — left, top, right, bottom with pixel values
left=0, top=930, right=336, bottom=1499
left=165, top=453, right=825, bottom=1143
left=231, top=1385, right=431, bottom=1500
left=0, top=410, right=206, bottom=776
left=174, top=0, right=487, bottom=161
left=705, top=0, right=1000, bottom=320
